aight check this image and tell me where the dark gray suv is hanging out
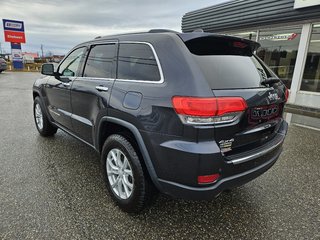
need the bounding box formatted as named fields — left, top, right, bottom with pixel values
left=33, top=29, right=288, bottom=213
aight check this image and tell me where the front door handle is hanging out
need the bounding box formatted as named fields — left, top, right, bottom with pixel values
left=96, top=86, right=109, bottom=92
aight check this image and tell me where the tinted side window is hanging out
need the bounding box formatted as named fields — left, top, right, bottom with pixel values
left=83, top=44, right=116, bottom=78
left=59, top=47, right=85, bottom=77
left=117, top=43, right=161, bottom=81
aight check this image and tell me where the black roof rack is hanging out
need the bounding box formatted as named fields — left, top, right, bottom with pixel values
left=91, top=29, right=179, bottom=41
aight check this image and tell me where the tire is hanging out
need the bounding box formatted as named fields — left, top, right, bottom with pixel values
left=33, top=96, right=57, bottom=137
left=101, top=134, right=155, bottom=213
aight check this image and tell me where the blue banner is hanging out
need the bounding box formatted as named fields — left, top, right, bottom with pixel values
left=11, top=42, right=22, bottom=50
left=10, top=43, right=23, bottom=69
left=3, top=19, right=25, bottom=32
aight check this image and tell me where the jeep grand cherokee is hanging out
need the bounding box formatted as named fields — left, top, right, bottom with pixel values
left=33, top=29, right=288, bottom=213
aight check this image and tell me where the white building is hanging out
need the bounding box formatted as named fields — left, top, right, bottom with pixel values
left=182, top=0, right=320, bottom=128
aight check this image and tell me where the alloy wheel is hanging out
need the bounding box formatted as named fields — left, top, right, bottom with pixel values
left=106, top=148, right=134, bottom=199
left=35, top=103, right=43, bottom=130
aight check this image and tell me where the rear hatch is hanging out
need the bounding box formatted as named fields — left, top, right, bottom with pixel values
left=180, top=34, right=288, bottom=156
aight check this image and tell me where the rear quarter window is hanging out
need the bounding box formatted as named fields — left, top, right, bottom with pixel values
left=117, top=43, right=161, bottom=81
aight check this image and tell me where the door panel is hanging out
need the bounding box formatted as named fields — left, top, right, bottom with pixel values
left=70, top=43, right=117, bottom=144
left=45, top=47, right=86, bottom=130
left=71, top=78, right=114, bottom=144
left=45, top=76, right=74, bottom=129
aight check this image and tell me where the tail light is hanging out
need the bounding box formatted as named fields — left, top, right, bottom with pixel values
left=172, top=96, right=247, bottom=125
left=285, top=88, right=290, bottom=102
left=198, top=173, right=220, bottom=184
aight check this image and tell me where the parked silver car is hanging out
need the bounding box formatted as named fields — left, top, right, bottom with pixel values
left=0, top=58, right=7, bottom=73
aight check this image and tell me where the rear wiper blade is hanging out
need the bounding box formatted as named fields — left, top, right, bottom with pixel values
left=261, top=77, right=280, bottom=86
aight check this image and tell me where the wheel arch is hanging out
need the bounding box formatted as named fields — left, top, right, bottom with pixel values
left=32, top=89, right=56, bottom=125
left=97, top=117, right=162, bottom=190
left=33, top=90, right=40, bottom=99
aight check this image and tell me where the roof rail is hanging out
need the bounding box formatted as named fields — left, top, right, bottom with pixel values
left=94, top=36, right=102, bottom=39
left=148, top=29, right=178, bottom=33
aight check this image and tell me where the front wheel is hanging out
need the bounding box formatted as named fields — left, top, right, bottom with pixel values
left=33, top=97, right=57, bottom=137
left=101, top=134, right=155, bottom=213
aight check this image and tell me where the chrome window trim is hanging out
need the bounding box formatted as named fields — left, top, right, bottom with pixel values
left=76, top=76, right=115, bottom=81
left=116, top=41, right=165, bottom=84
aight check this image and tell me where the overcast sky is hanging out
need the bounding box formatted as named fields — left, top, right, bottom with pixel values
left=1, top=0, right=228, bottom=55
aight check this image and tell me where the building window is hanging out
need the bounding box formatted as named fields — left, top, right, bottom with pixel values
left=229, top=31, right=257, bottom=41
left=300, top=24, right=320, bottom=93
left=256, top=26, right=302, bottom=89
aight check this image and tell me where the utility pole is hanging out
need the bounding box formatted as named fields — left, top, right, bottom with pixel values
left=40, top=44, right=44, bottom=59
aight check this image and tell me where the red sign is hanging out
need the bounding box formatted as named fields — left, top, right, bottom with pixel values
left=4, top=30, right=26, bottom=43
left=288, top=33, right=298, bottom=41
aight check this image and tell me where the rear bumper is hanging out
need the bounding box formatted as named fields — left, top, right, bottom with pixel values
left=144, top=120, right=288, bottom=200
left=158, top=146, right=282, bottom=200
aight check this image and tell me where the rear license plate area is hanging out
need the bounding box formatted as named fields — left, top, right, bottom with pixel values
left=249, top=104, right=280, bottom=123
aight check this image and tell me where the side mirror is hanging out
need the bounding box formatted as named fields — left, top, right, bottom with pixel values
left=41, top=63, right=55, bottom=76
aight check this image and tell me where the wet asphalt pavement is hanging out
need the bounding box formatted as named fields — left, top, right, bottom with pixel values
left=0, top=72, right=319, bottom=239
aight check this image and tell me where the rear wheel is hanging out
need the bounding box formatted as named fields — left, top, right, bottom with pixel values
left=33, top=97, right=57, bottom=136
left=101, top=134, right=155, bottom=213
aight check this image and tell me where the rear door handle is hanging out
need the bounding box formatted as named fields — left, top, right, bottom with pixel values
left=62, top=82, right=70, bottom=87
left=96, top=86, right=109, bottom=92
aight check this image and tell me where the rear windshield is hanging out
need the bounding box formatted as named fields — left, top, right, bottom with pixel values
left=185, top=37, right=272, bottom=89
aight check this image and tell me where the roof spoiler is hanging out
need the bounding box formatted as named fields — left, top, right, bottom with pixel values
left=178, top=33, right=260, bottom=52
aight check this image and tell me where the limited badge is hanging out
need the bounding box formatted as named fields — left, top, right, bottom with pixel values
left=219, top=138, right=234, bottom=153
